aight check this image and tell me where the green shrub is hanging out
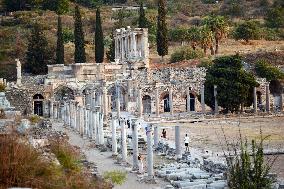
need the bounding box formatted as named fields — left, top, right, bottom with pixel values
left=0, top=83, right=5, bottom=92
left=255, top=60, right=284, bottom=81
left=197, top=58, right=213, bottom=68
left=103, top=170, right=127, bottom=185
left=233, top=20, right=262, bottom=42
left=62, top=28, right=74, bottom=44
left=29, top=115, right=41, bottom=124
left=170, top=47, right=205, bottom=63
left=261, top=28, right=282, bottom=41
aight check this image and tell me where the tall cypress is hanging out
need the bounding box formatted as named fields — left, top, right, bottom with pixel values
left=56, top=16, right=64, bottom=64
left=95, top=8, right=104, bottom=63
left=74, top=5, right=86, bottom=63
left=106, top=32, right=115, bottom=62
left=138, top=2, right=147, bottom=28
left=156, top=0, right=168, bottom=59
left=25, top=23, right=49, bottom=74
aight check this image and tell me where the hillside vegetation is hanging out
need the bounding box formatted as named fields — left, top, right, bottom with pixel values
left=0, top=0, right=283, bottom=80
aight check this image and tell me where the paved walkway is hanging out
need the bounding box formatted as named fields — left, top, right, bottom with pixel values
left=53, top=121, right=166, bottom=189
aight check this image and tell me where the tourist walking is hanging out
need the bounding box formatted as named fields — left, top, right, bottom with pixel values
left=184, top=134, right=189, bottom=152
left=162, top=129, right=167, bottom=139
left=138, top=154, right=144, bottom=174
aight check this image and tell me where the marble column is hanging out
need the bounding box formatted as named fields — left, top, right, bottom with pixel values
left=54, top=102, right=58, bottom=119
left=253, top=87, right=257, bottom=113
left=279, top=93, right=283, bottom=112
left=154, top=125, right=159, bottom=149
left=103, top=86, right=108, bottom=115
left=146, top=124, right=154, bottom=177
left=84, top=106, right=88, bottom=137
left=116, top=85, right=121, bottom=119
left=201, top=85, right=205, bottom=114
left=61, top=103, right=65, bottom=121
left=70, top=102, right=74, bottom=129
left=138, top=88, right=143, bottom=117
left=73, top=102, right=77, bottom=130
left=169, top=87, right=174, bottom=115
left=131, top=118, right=139, bottom=171
left=155, top=88, right=159, bottom=117
left=16, top=59, right=21, bottom=85
left=121, top=118, right=127, bottom=162
left=186, top=87, right=190, bottom=113
left=49, top=99, right=54, bottom=119
left=98, top=112, right=104, bottom=145
left=79, top=106, right=84, bottom=136
left=76, top=105, right=80, bottom=132
left=115, top=37, right=119, bottom=60
left=112, top=116, right=118, bottom=155
left=95, top=108, right=100, bottom=144
left=175, top=126, right=182, bottom=159
left=214, top=85, right=218, bottom=114
left=266, top=84, right=270, bottom=112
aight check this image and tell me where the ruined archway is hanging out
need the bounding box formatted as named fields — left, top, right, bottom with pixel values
left=160, top=93, right=170, bottom=113
left=142, top=95, right=151, bottom=113
left=107, top=85, right=126, bottom=111
left=54, top=86, right=75, bottom=101
left=189, top=93, right=195, bottom=111
left=33, top=94, right=44, bottom=116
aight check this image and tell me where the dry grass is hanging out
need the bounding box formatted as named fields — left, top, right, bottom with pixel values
left=0, top=132, right=111, bottom=189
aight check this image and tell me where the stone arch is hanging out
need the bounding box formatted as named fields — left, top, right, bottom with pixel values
left=54, top=86, right=75, bottom=101
left=33, top=94, right=44, bottom=116
left=142, top=95, right=151, bottom=113
left=160, top=92, right=170, bottom=113
left=107, top=85, right=127, bottom=111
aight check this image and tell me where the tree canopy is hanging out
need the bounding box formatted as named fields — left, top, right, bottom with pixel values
left=95, top=8, right=104, bottom=63
left=255, top=60, right=284, bottom=81
left=56, top=16, right=64, bottom=65
left=25, top=23, right=50, bottom=74
left=156, top=0, right=168, bottom=59
left=204, top=55, right=258, bottom=112
left=233, top=20, right=261, bottom=42
left=74, top=5, right=86, bottom=63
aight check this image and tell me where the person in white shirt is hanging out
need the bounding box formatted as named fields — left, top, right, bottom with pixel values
left=184, top=134, right=189, bottom=152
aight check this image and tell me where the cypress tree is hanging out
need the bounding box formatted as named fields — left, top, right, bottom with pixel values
left=95, top=8, right=104, bottom=63
left=156, top=0, right=168, bottom=60
left=138, top=2, right=148, bottom=28
left=74, top=5, right=86, bottom=63
left=56, top=16, right=64, bottom=65
left=106, top=32, right=115, bottom=62
left=25, top=23, right=49, bottom=75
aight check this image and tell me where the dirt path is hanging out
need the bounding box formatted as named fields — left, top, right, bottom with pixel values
left=52, top=121, right=166, bottom=189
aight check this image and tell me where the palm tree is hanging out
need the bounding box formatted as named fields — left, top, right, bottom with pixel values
left=186, top=26, right=200, bottom=50
left=203, top=15, right=228, bottom=54
left=199, top=25, right=214, bottom=55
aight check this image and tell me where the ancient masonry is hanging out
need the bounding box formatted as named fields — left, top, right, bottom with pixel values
left=2, top=27, right=283, bottom=118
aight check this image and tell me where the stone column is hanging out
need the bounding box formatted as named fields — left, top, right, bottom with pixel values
left=79, top=106, right=84, bottom=136
left=120, top=119, right=127, bottom=162
left=103, top=86, right=108, bottom=115
left=16, top=59, right=22, bottom=85
left=146, top=124, right=154, bottom=177
left=132, top=33, right=137, bottom=58
left=76, top=105, right=80, bottom=132
left=186, top=87, right=190, bottom=113
left=153, top=125, right=159, bottom=149
left=49, top=99, right=54, bottom=119
left=155, top=88, right=159, bottom=117
left=253, top=87, right=257, bottom=113
left=73, top=102, right=77, bottom=130
left=95, top=108, right=100, bottom=144
left=98, top=112, right=104, bottom=145
left=66, top=102, right=71, bottom=126
left=54, top=102, right=58, bottom=119
left=214, top=85, right=218, bottom=114
left=266, top=84, right=270, bottom=113
left=112, top=116, right=118, bottom=155
left=201, top=85, right=205, bottom=114
left=116, top=84, right=121, bottom=118
left=138, top=88, right=143, bottom=117
left=70, top=102, right=74, bottom=129
left=131, top=118, right=139, bottom=170
left=115, top=37, right=119, bottom=60
left=280, top=93, right=283, bottom=112
left=84, top=106, right=88, bottom=137
left=175, top=126, right=182, bottom=159
left=169, top=87, right=174, bottom=115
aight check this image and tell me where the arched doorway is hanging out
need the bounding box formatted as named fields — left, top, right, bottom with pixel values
left=256, top=91, right=262, bottom=105
left=185, top=93, right=196, bottom=111
left=108, top=85, right=126, bottom=111
left=54, top=86, right=75, bottom=101
left=142, top=95, right=151, bottom=113
left=163, top=94, right=170, bottom=112
left=33, top=94, right=44, bottom=116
